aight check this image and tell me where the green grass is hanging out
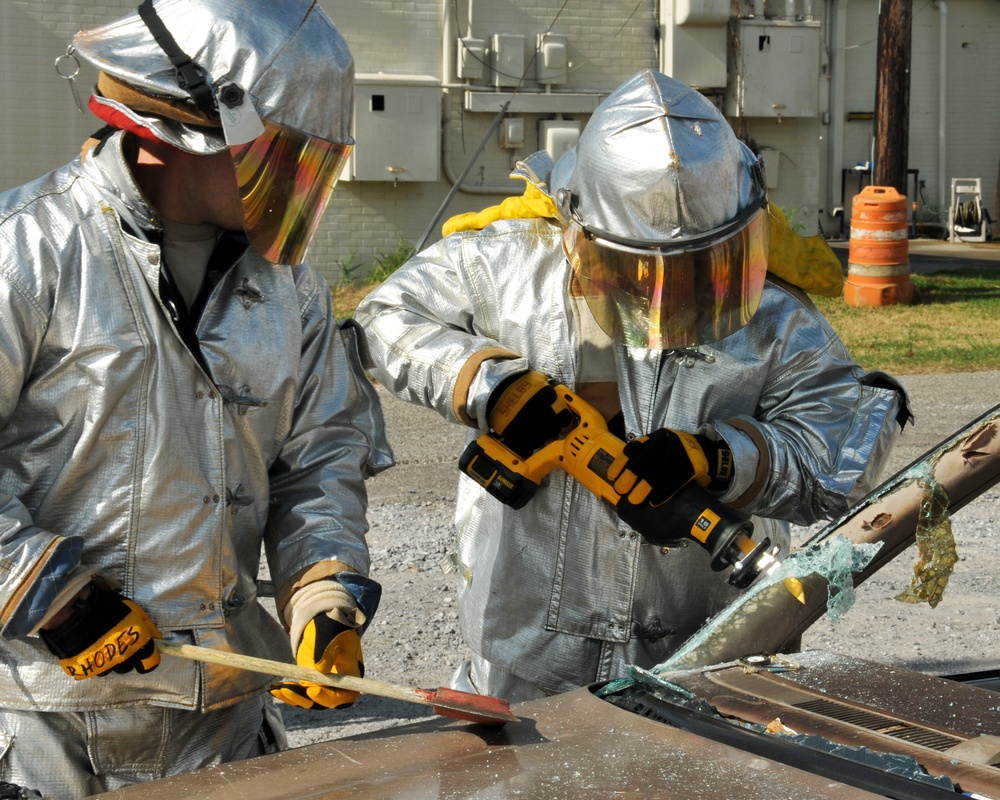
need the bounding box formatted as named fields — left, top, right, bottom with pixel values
left=812, top=268, right=1000, bottom=374
left=335, top=267, right=1000, bottom=375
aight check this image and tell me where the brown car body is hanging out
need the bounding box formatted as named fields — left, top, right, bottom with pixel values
left=92, top=651, right=1000, bottom=799
left=92, top=405, right=1000, bottom=799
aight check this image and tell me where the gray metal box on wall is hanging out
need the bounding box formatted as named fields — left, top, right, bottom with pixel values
left=725, top=19, right=820, bottom=118
left=345, top=74, right=441, bottom=182
left=659, top=0, right=729, bottom=90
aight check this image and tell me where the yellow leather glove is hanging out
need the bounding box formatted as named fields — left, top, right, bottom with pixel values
left=270, top=616, right=364, bottom=710
left=39, top=581, right=162, bottom=680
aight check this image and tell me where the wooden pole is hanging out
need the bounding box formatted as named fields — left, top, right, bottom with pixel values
left=873, top=0, right=913, bottom=194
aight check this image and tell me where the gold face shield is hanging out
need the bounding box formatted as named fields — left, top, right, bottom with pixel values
left=562, top=202, right=769, bottom=350
left=228, top=118, right=351, bottom=266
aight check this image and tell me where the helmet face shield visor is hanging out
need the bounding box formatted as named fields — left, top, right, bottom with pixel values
left=228, top=117, right=352, bottom=265
left=563, top=205, right=769, bottom=349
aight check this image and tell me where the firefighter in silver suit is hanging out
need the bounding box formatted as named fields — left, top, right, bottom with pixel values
left=0, top=1, right=393, bottom=796
left=356, top=70, right=909, bottom=703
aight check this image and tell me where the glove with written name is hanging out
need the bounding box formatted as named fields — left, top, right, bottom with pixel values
left=39, top=580, right=162, bottom=680
left=487, top=370, right=574, bottom=458
left=608, top=427, right=733, bottom=512
left=270, top=615, right=364, bottom=710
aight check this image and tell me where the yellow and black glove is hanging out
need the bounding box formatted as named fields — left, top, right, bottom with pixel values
left=39, top=581, right=162, bottom=680
left=270, top=615, right=364, bottom=710
left=608, top=427, right=733, bottom=509
left=487, top=370, right=574, bottom=458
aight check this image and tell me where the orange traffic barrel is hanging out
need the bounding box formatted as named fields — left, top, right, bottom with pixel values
left=844, top=185, right=913, bottom=306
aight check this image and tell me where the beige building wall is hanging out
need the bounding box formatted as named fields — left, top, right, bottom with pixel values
left=2, top=1, right=997, bottom=288
left=839, top=0, right=1000, bottom=236
left=324, top=0, right=656, bottom=285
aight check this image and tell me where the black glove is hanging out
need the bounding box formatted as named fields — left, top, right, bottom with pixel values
left=486, top=370, right=574, bottom=458
left=0, top=781, right=43, bottom=800
left=270, top=616, right=364, bottom=710
left=39, top=581, right=162, bottom=680
left=607, top=428, right=733, bottom=509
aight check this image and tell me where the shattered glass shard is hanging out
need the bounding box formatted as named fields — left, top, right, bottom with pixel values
left=894, top=459, right=958, bottom=608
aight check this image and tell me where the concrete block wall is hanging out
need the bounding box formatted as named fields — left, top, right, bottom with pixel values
left=320, top=0, right=658, bottom=286
left=739, top=119, right=828, bottom=235
left=837, top=0, right=999, bottom=235
left=1, top=3, right=122, bottom=187
left=909, top=0, right=1000, bottom=226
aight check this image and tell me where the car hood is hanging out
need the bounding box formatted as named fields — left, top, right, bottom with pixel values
left=91, top=650, right=1000, bottom=799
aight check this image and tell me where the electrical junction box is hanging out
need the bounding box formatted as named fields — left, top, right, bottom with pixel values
left=725, top=19, right=821, bottom=118
left=456, top=37, right=486, bottom=81
left=539, top=119, right=581, bottom=162
left=659, top=0, right=729, bottom=89
left=490, top=34, right=525, bottom=88
left=674, top=0, right=729, bottom=24
left=501, top=117, right=525, bottom=149
left=345, top=74, right=440, bottom=183
left=536, top=33, right=568, bottom=85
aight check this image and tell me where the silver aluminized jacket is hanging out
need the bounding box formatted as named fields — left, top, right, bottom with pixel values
left=355, top=158, right=906, bottom=696
left=0, top=132, right=392, bottom=711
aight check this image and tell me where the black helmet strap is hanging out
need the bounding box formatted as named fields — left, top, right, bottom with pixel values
left=136, top=0, right=217, bottom=117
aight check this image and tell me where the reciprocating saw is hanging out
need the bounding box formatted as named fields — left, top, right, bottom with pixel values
left=459, top=375, right=805, bottom=600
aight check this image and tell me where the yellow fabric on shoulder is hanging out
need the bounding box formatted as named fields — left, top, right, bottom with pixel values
left=440, top=187, right=843, bottom=297
left=766, top=202, right=844, bottom=297
left=441, top=180, right=559, bottom=237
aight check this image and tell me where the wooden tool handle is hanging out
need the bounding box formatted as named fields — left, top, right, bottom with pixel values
left=154, top=639, right=430, bottom=707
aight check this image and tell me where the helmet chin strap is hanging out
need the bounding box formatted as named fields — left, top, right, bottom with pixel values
left=136, top=0, right=217, bottom=117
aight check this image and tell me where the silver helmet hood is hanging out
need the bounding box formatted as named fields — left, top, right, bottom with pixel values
left=552, top=70, right=769, bottom=350
left=550, top=69, right=763, bottom=243
left=72, top=0, right=354, bottom=155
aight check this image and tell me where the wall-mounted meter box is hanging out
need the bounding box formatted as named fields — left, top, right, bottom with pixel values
left=659, top=0, right=729, bottom=89
left=491, top=34, right=525, bottom=88
left=345, top=74, right=440, bottom=182
left=725, top=20, right=821, bottom=118
left=501, top=117, right=525, bottom=149
left=675, top=0, right=729, bottom=24
left=536, top=33, right=568, bottom=85
left=539, top=119, right=581, bottom=162
left=457, top=37, right=486, bottom=81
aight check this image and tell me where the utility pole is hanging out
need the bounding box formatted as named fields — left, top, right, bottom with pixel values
left=873, top=0, right=912, bottom=194
left=844, top=0, right=914, bottom=307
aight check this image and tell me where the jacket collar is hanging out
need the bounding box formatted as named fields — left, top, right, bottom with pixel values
left=81, top=130, right=162, bottom=239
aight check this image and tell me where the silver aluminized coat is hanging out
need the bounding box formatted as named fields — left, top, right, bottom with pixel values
left=0, top=132, right=392, bottom=711
left=355, top=159, right=905, bottom=696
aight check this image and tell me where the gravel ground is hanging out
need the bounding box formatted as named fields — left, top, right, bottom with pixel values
left=279, top=370, right=1000, bottom=748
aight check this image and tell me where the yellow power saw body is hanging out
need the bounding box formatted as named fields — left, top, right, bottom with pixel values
left=460, top=378, right=804, bottom=600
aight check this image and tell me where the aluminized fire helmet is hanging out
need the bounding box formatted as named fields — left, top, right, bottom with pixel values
left=551, top=69, right=769, bottom=349
left=71, top=0, right=355, bottom=265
